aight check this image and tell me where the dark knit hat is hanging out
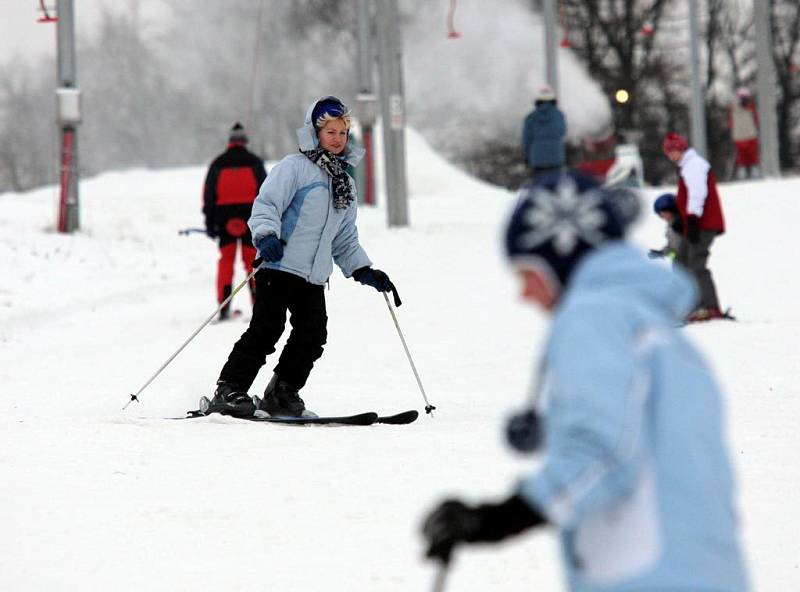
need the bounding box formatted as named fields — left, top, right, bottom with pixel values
left=653, top=192, right=677, bottom=214
left=229, top=122, right=248, bottom=144
left=311, top=97, right=350, bottom=131
left=505, top=171, right=639, bottom=288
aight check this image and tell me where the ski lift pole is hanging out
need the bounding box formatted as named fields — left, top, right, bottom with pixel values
left=123, top=260, right=262, bottom=410
left=382, top=292, right=436, bottom=415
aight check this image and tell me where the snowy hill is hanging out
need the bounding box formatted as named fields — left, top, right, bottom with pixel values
left=1, top=130, right=798, bottom=590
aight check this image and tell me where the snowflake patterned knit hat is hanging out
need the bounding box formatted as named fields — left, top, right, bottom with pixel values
left=505, top=171, right=640, bottom=288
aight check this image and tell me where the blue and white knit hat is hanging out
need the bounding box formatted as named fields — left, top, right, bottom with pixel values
left=505, top=171, right=639, bottom=287
left=311, top=97, right=351, bottom=131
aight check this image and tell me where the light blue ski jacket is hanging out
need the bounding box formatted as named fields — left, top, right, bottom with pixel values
left=248, top=97, right=370, bottom=285
left=519, top=243, right=750, bottom=592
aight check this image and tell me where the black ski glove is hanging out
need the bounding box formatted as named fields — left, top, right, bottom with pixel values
left=206, top=226, right=218, bottom=239
left=687, top=215, right=701, bottom=244
left=256, top=234, right=284, bottom=262
left=421, top=495, right=546, bottom=564
left=352, top=267, right=401, bottom=306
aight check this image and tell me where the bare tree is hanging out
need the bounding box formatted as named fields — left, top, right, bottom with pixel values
left=771, top=0, right=800, bottom=169
left=0, top=61, right=54, bottom=192
left=557, top=0, right=678, bottom=182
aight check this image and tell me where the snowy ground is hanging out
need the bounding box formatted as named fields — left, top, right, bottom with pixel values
left=1, top=131, right=798, bottom=590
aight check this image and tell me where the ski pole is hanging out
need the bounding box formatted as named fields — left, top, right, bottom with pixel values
left=382, top=292, right=436, bottom=415
left=431, top=561, right=449, bottom=592
left=123, top=260, right=262, bottom=410
left=178, top=227, right=207, bottom=236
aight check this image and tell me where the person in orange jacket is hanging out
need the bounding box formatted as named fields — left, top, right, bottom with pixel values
left=202, top=123, right=267, bottom=321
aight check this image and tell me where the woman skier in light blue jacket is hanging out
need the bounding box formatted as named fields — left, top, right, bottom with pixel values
left=422, top=172, right=750, bottom=591
left=209, top=96, right=398, bottom=418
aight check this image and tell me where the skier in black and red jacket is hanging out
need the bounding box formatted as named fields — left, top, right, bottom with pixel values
left=202, top=123, right=268, bottom=321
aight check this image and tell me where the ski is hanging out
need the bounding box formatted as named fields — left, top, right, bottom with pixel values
left=376, top=409, right=419, bottom=425
left=173, top=400, right=418, bottom=426
left=176, top=408, right=377, bottom=426
left=683, top=307, right=737, bottom=326
left=247, top=411, right=378, bottom=426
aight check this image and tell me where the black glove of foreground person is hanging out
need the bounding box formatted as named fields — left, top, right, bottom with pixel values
left=421, top=494, right=546, bottom=564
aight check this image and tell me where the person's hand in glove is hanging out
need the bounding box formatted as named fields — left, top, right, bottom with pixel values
left=256, top=234, right=284, bottom=262
left=205, top=226, right=218, bottom=239
left=421, top=495, right=546, bottom=564
left=687, top=215, right=701, bottom=244
left=352, top=266, right=393, bottom=292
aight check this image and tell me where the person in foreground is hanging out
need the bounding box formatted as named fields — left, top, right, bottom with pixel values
left=209, top=96, right=398, bottom=418
left=421, top=172, right=750, bottom=591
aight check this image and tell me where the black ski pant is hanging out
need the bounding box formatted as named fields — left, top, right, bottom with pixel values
left=218, top=269, right=327, bottom=392
left=675, top=230, right=721, bottom=311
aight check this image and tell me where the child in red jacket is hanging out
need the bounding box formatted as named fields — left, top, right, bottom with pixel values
left=662, top=133, right=727, bottom=321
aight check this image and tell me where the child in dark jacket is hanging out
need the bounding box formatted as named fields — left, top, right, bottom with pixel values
left=648, top=193, right=683, bottom=261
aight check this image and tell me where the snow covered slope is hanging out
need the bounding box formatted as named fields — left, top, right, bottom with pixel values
left=1, top=132, right=798, bottom=590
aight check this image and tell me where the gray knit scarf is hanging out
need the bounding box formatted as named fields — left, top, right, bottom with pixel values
left=302, top=147, right=354, bottom=210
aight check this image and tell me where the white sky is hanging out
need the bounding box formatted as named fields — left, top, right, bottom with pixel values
left=0, top=0, right=169, bottom=64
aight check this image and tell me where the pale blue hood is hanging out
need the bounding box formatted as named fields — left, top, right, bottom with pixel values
left=296, top=95, right=365, bottom=167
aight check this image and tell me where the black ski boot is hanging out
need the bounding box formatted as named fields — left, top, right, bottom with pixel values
left=256, top=375, right=308, bottom=418
left=207, top=380, right=255, bottom=416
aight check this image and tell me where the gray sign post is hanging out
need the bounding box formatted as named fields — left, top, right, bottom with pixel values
left=543, top=0, right=559, bottom=97
left=56, top=0, right=81, bottom=233
left=753, top=1, right=781, bottom=177
left=687, top=0, right=708, bottom=158
left=375, top=0, right=409, bottom=227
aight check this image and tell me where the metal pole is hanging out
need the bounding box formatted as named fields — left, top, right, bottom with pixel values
left=543, top=0, right=559, bottom=97
left=375, top=0, right=409, bottom=227
left=357, top=0, right=377, bottom=206
left=753, top=0, right=781, bottom=177
left=687, top=0, right=708, bottom=157
left=56, top=0, right=80, bottom=233
left=123, top=265, right=261, bottom=409
left=357, top=0, right=372, bottom=93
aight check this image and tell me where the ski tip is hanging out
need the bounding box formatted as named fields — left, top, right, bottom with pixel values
left=377, top=409, right=419, bottom=425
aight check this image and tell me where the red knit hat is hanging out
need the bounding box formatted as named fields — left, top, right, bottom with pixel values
left=662, top=132, right=688, bottom=155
